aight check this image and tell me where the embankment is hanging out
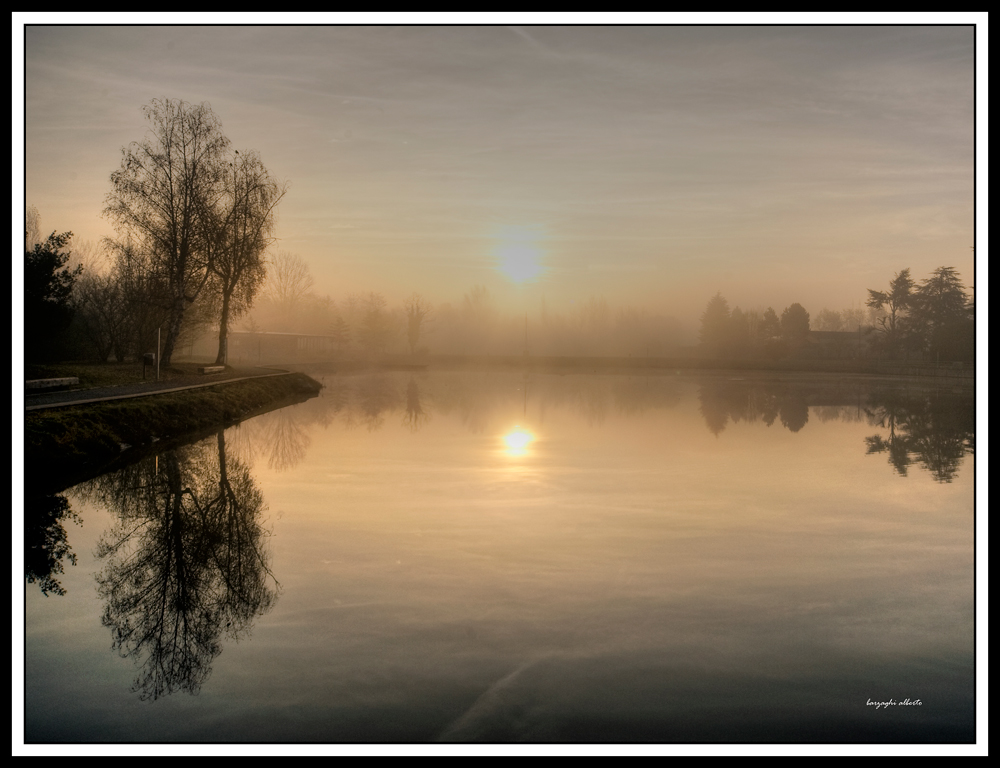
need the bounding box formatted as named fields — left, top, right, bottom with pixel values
left=24, top=372, right=322, bottom=494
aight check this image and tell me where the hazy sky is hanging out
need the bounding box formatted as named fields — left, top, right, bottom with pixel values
left=19, top=19, right=980, bottom=324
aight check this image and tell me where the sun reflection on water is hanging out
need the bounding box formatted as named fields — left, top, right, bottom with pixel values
left=502, top=426, right=535, bottom=456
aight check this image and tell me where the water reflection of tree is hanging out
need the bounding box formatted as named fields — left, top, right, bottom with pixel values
left=694, top=377, right=918, bottom=436
left=255, top=408, right=311, bottom=471
left=698, top=379, right=785, bottom=436
left=25, top=493, right=81, bottom=596
left=355, top=373, right=403, bottom=432
left=82, top=431, right=278, bottom=700
left=779, top=397, right=809, bottom=433
left=402, top=377, right=429, bottom=432
left=864, top=388, right=974, bottom=482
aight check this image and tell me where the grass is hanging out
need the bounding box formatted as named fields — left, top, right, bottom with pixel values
left=24, top=372, right=322, bottom=493
left=24, top=361, right=221, bottom=389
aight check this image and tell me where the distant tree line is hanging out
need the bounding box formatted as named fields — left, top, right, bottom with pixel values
left=697, top=265, right=974, bottom=364
left=698, top=294, right=812, bottom=360
left=236, top=275, right=684, bottom=361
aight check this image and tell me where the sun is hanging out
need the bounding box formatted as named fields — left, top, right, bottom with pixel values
left=493, top=225, right=546, bottom=283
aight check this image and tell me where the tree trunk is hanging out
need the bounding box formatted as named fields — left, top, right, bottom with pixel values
left=160, top=293, right=187, bottom=367
left=215, top=292, right=232, bottom=366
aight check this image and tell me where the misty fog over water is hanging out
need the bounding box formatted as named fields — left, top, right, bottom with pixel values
left=25, top=371, right=973, bottom=743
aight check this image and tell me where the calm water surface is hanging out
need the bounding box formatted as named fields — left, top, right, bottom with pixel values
left=24, top=371, right=975, bottom=743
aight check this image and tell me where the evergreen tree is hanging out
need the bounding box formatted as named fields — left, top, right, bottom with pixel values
left=25, top=231, right=81, bottom=361
left=866, top=269, right=914, bottom=358
left=699, top=293, right=730, bottom=356
left=911, top=267, right=972, bottom=362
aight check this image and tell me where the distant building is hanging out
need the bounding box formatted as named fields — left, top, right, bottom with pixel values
left=189, top=329, right=343, bottom=364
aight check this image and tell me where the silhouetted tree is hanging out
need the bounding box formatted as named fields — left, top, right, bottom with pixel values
left=909, top=266, right=972, bottom=362
left=73, top=266, right=122, bottom=361
left=100, top=239, right=174, bottom=361
left=205, top=149, right=286, bottom=364
left=759, top=307, right=780, bottom=342
left=403, top=293, right=433, bottom=355
left=25, top=230, right=82, bottom=361
left=866, top=268, right=914, bottom=358
left=25, top=204, right=42, bottom=250
left=699, top=292, right=730, bottom=356
left=780, top=303, right=810, bottom=343
left=105, top=99, right=230, bottom=366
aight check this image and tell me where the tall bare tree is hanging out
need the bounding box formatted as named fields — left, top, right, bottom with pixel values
left=104, top=99, right=230, bottom=365
left=205, top=150, right=286, bottom=364
left=360, top=292, right=394, bottom=354
left=259, top=251, right=314, bottom=331
left=25, top=204, right=41, bottom=250
left=403, top=293, right=433, bottom=354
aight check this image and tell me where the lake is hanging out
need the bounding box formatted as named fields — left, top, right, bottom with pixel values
left=23, top=370, right=976, bottom=744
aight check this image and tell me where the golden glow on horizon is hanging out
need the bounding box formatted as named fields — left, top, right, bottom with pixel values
left=494, top=225, right=546, bottom=283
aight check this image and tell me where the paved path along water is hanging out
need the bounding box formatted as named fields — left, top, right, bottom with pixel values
left=24, top=367, right=292, bottom=412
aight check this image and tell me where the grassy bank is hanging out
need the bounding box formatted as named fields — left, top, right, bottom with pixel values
left=24, top=372, right=322, bottom=493
left=25, top=361, right=237, bottom=389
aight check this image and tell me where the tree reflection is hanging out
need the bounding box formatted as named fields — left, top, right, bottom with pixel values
left=25, top=493, right=81, bottom=596
left=695, top=378, right=973, bottom=481
left=356, top=373, right=402, bottom=431
left=254, top=408, right=311, bottom=471
left=779, top=397, right=809, bottom=433
left=403, top=377, right=429, bottom=432
left=83, top=431, right=278, bottom=700
left=698, top=379, right=786, bottom=435
left=864, top=388, right=974, bottom=482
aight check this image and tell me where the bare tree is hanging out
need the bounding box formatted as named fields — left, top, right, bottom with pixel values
left=263, top=251, right=314, bottom=307
left=403, top=293, right=433, bottom=355
left=360, top=292, right=393, bottom=354
left=104, top=99, right=230, bottom=366
left=25, top=204, right=41, bottom=250
left=205, top=150, right=286, bottom=364
left=258, top=251, right=314, bottom=331
left=813, top=308, right=844, bottom=331
left=104, top=239, right=173, bottom=361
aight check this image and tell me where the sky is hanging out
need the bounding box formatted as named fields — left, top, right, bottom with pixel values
left=17, top=16, right=982, bottom=328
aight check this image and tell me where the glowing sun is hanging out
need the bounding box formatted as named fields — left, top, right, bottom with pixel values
left=494, top=226, right=546, bottom=283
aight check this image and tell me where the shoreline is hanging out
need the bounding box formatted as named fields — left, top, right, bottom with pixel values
left=24, top=372, right=322, bottom=495
left=285, top=355, right=975, bottom=386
